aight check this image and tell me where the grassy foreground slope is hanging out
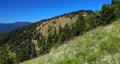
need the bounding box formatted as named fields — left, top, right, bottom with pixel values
left=21, top=19, right=120, bottom=64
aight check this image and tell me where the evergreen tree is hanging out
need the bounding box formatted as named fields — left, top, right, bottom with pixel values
left=74, top=14, right=86, bottom=36
left=112, top=0, right=119, bottom=4
left=100, top=4, right=117, bottom=24
left=64, top=24, right=71, bottom=40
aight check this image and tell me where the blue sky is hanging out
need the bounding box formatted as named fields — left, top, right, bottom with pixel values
left=0, top=0, right=111, bottom=23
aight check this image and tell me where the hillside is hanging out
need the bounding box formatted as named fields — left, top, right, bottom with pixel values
left=21, top=19, right=120, bottom=64
left=0, top=10, right=94, bottom=64
left=0, top=22, right=31, bottom=34
left=0, top=1, right=120, bottom=64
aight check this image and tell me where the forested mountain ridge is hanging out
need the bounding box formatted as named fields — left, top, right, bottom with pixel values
left=0, top=0, right=120, bottom=64
left=0, top=10, right=94, bottom=64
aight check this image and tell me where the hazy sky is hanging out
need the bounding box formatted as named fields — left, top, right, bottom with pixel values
left=0, top=0, right=111, bottom=23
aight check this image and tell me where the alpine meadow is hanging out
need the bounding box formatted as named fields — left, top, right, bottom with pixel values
left=0, top=0, right=120, bottom=64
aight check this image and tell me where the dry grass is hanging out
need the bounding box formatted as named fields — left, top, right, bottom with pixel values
left=36, top=15, right=78, bottom=37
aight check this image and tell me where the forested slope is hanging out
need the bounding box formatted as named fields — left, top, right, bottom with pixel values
left=22, top=18, right=120, bottom=64
left=0, top=0, right=120, bottom=64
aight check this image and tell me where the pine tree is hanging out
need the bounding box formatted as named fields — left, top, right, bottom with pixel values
left=112, top=0, right=119, bottom=4
left=74, top=14, right=86, bottom=36
left=100, top=4, right=117, bottom=24
left=64, top=24, right=70, bottom=40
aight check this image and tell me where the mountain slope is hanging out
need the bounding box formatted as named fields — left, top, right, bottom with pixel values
left=0, top=22, right=31, bottom=34
left=21, top=19, right=120, bottom=64
left=0, top=10, right=94, bottom=64
left=0, top=1, right=120, bottom=63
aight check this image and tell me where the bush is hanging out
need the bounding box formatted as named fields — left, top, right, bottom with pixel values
left=85, top=51, right=101, bottom=63
left=100, top=34, right=120, bottom=54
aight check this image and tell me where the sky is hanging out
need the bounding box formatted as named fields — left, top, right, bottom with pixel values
left=0, top=0, right=111, bottom=23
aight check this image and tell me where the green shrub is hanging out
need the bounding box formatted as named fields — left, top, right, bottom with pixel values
left=85, top=51, right=101, bottom=63
left=100, top=33, right=120, bottom=54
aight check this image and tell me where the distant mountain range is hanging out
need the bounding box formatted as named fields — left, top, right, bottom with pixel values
left=0, top=22, right=32, bottom=34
